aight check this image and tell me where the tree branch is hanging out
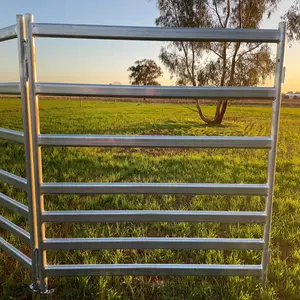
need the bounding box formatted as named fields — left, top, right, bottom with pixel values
left=216, top=100, right=228, bottom=123
left=244, top=0, right=253, bottom=28
left=191, top=43, right=195, bottom=81
left=235, top=43, right=263, bottom=63
left=208, top=47, right=223, bottom=58
left=239, top=0, right=242, bottom=27
left=215, top=2, right=224, bottom=27
left=220, top=42, right=227, bottom=86
left=181, top=42, right=196, bottom=86
left=170, top=1, right=180, bottom=26
left=224, top=0, right=231, bottom=27
left=228, top=42, right=241, bottom=85
left=195, top=100, right=214, bottom=124
left=207, top=2, right=224, bottom=27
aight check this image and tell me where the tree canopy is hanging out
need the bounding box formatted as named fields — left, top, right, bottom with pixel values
left=156, top=0, right=278, bottom=124
left=283, top=0, right=300, bottom=41
left=128, top=59, right=163, bottom=85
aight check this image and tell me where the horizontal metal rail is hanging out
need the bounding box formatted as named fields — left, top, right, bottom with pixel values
left=0, top=128, right=24, bottom=144
left=38, top=134, right=272, bottom=149
left=0, top=238, right=32, bottom=269
left=42, top=210, right=267, bottom=224
left=35, top=83, right=276, bottom=99
left=40, top=182, right=268, bottom=196
left=43, top=237, right=264, bottom=251
left=45, top=263, right=263, bottom=277
left=0, top=25, right=17, bottom=42
left=0, top=82, right=20, bottom=95
left=0, top=169, right=27, bottom=191
left=0, top=216, right=30, bottom=244
left=32, top=23, right=280, bottom=43
left=0, top=192, right=29, bottom=218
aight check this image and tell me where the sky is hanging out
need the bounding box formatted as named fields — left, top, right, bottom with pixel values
left=0, top=0, right=298, bottom=92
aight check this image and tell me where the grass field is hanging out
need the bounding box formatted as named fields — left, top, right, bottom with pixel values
left=0, top=99, right=300, bottom=299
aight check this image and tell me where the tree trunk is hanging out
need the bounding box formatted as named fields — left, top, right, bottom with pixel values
left=194, top=40, right=229, bottom=125
left=195, top=100, right=227, bottom=125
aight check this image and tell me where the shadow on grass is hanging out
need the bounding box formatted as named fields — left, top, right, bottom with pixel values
left=117, top=120, right=237, bottom=135
left=196, top=122, right=233, bottom=128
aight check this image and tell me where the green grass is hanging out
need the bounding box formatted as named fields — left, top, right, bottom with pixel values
left=0, top=99, right=300, bottom=299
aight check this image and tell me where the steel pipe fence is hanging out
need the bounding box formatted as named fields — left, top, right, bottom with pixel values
left=0, top=13, right=286, bottom=294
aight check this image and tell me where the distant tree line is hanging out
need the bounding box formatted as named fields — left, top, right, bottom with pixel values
left=128, top=59, right=163, bottom=85
left=286, top=91, right=300, bottom=94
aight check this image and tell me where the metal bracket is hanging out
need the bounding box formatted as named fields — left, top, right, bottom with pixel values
left=29, top=282, right=55, bottom=294
left=34, top=248, right=39, bottom=282
left=29, top=283, right=39, bottom=293
left=40, top=287, right=55, bottom=295
left=23, top=39, right=29, bottom=81
left=25, top=60, right=29, bottom=81
left=282, top=66, right=286, bottom=83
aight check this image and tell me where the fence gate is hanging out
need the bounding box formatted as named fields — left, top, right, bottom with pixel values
left=0, top=14, right=286, bottom=294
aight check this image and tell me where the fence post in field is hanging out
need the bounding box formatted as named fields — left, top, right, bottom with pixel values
left=261, top=21, right=286, bottom=285
left=16, top=14, right=39, bottom=291
left=24, top=13, right=48, bottom=293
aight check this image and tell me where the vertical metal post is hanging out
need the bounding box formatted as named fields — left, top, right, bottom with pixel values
left=262, top=22, right=286, bottom=285
left=16, top=14, right=39, bottom=291
left=24, top=13, right=48, bottom=293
